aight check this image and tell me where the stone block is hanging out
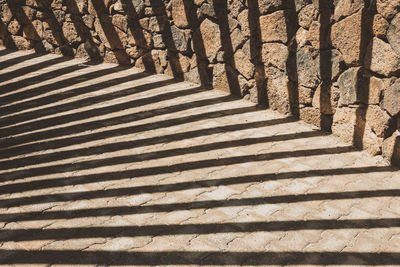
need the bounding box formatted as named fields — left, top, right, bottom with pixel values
left=259, top=10, right=296, bottom=44
left=364, top=37, right=400, bottom=76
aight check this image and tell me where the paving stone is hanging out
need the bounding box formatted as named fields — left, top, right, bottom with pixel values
left=0, top=49, right=400, bottom=265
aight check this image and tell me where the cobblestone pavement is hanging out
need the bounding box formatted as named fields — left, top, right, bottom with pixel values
left=1, top=49, right=400, bottom=266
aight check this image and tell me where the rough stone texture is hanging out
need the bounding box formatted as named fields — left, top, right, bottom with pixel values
left=331, top=9, right=365, bottom=66
left=298, top=4, right=316, bottom=29
left=299, top=106, right=332, bottom=131
left=388, top=13, right=400, bottom=56
left=172, top=0, right=190, bottom=28
left=212, top=63, right=239, bottom=93
left=383, top=130, right=400, bottom=166
left=265, top=67, right=294, bottom=114
left=261, top=42, right=288, bottom=70
left=0, top=0, right=399, bottom=165
left=382, top=78, right=400, bottom=117
left=333, top=0, right=364, bottom=21
left=294, top=47, right=319, bottom=88
left=332, top=106, right=387, bottom=155
left=194, top=18, right=221, bottom=62
left=312, top=83, right=340, bottom=115
left=373, top=14, right=389, bottom=38
left=337, top=67, right=383, bottom=106
left=233, top=49, right=254, bottom=80
left=315, top=49, right=344, bottom=82
left=377, top=0, right=400, bottom=20
left=258, top=0, right=284, bottom=15
left=365, top=37, right=400, bottom=76
left=259, top=10, right=295, bottom=44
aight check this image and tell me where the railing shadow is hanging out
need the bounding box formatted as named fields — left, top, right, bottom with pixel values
left=0, top=250, right=399, bottom=265
left=1, top=2, right=399, bottom=266
left=0, top=68, right=147, bottom=118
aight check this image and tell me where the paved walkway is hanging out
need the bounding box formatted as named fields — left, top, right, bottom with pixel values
left=0, top=49, right=400, bottom=266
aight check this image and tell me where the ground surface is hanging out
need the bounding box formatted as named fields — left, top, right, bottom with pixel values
left=0, top=49, right=400, bottom=266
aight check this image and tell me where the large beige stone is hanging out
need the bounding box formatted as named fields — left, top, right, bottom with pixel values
left=332, top=106, right=385, bottom=155
left=230, top=28, right=245, bottom=52
left=112, top=14, right=128, bottom=32
left=62, top=21, right=82, bottom=45
left=193, top=18, right=221, bottom=62
left=7, top=35, right=33, bottom=50
left=314, top=49, right=344, bottom=82
left=293, top=47, right=319, bottom=88
left=295, top=27, right=309, bottom=48
left=334, top=0, right=364, bottom=21
left=298, top=85, right=313, bottom=105
left=170, top=26, right=190, bottom=53
left=258, top=0, right=284, bottom=15
left=337, top=67, right=383, bottom=106
left=331, top=9, right=365, bottom=66
left=8, top=20, right=21, bottom=36
left=237, top=10, right=250, bottom=38
left=172, top=0, right=189, bottom=28
left=233, top=49, right=254, bottom=80
left=382, top=78, right=400, bottom=116
left=299, top=106, right=332, bottom=130
left=261, top=42, right=288, bottom=70
left=265, top=67, right=294, bottom=114
left=373, top=14, right=389, bottom=38
left=312, top=83, right=340, bottom=115
left=298, top=4, right=316, bottom=29
left=364, top=37, right=400, bottom=76
left=260, top=10, right=295, bottom=44
left=1, top=4, right=13, bottom=24
left=365, top=105, right=391, bottom=138
left=388, top=13, right=400, bottom=56
left=382, top=131, right=400, bottom=167
left=376, top=0, right=400, bottom=20
left=213, top=63, right=240, bottom=95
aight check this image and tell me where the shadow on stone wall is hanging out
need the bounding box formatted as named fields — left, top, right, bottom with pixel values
left=0, top=0, right=399, bottom=165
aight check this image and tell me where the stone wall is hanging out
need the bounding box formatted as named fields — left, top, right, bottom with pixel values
left=1, top=0, right=400, bottom=166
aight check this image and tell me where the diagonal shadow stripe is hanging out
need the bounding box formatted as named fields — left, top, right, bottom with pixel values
left=0, top=116, right=291, bottom=158
left=0, top=145, right=354, bottom=182
left=0, top=52, right=40, bottom=73
left=1, top=130, right=322, bottom=170
left=0, top=62, right=91, bottom=94
left=0, top=49, right=15, bottom=57
left=0, top=104, right=258, bottom=150
left=1, top=83, right=204, bottom=136
left=1, top=218, right=400, bottom=242
left=0, top=74, right=170, bottom=139
left=2, top=189, right=400, bottom=221
left=0, top=166, right=393, bottom=208
left=0, top=250, right=398, bottom=265
left=0, top=56, right=69, bottom=84
left=0, top=117, right=294, bottom=159
left=0, top=66, right=139, bottom=114
left=0, top=148, right=372, bottom=194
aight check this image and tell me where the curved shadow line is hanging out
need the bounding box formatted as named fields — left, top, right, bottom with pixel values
left=0, top=66, right=139, bottom=117
left=1, top=218, right=400, bottom=242
left=0, top=149, right=362, bottom=194
left=0, top=250, right=399, bottom=265
left=0, top=104, right=258, bottom=152
left=0, top=145, right=353, bottom=182
left=1, top=82, right=202, bottom=138
left=1, top=130, right=322, bottom=171
left=0, top=165, right=393, bottom=208
left=3, top=189, right=400, bottom=221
